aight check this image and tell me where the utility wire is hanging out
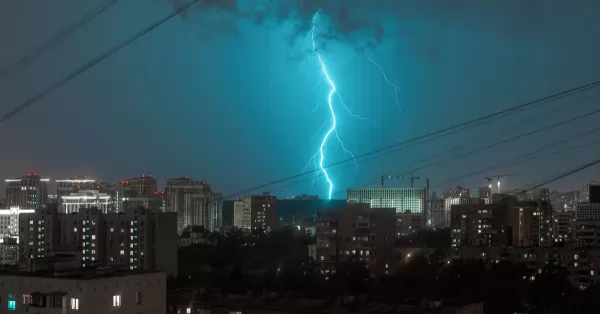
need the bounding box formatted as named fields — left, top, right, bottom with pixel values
left=228, top=93, right=600, bottom=198
left=226, top=80, right=600, bottom=198
left=0, top=0, right=119, bottom=83
left=432, top=132, right=600, bottom=189
left=0, top=0, right=201, bottom=126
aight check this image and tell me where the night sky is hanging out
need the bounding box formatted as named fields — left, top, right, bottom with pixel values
left=1, top=0, right=599, bottom=199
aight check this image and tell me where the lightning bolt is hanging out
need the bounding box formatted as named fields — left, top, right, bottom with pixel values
left=367, top=58, right=403, bottom=113
left=307, top=11, right=359, bottom=199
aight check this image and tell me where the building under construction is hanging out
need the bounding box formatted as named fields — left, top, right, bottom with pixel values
left=346, top=188, right=427, bottom=214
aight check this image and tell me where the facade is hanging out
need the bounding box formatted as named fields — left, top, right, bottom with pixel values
left=553, top=211, right=574, bottom=244
left=116, top=175, right=163, bottom=212
left=440, top=197, right=485, bottom=229
left=165, top=177, right=222, bottom=233
left=232, top=194, right=277, bottom=234
left=0, top=271, right=166, bottom=314
left=5, top=173, right=49, bottom=208
left=507, top=200, right=552, bottom=248
left=60, top=190, right=113, bottom=213
left=55, top=176, right=97, bottom=209
left=0, top=207, right=35, bottom=241
left=18, top=207, right=178, bottom=277
left=396, top=212, right=423, bottom=237
left=0, top=237, right=18, bottom=265
left=455, top=246, right=600, bottom=290
left=346, top=188, right=426, bottom=214
left=582, top=181, right=600, bottom=202
left=316, top=203, right=396, bottom=276
left=450, top=203, right=511, bottom=249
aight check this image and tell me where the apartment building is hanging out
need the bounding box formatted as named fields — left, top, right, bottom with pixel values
left=507, top=200, right=553, bottom=248
left=0, top=271, right=166, bottom=314
left=5, top=173, right=49, bottom=208
left=553, top=211, right=574, bottom=245
left=18, top=207, right=177, bottom=277
left=450, top=203, right=511, bottom=249
left=232, top=194, right=277, bottom=234
left=316, top=203, right=396, bottom=276
left=165, top=177, right=223, bottom=233
left=117, top=175, right=163, bottom=212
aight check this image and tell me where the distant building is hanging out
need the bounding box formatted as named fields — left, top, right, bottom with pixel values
left=443, top=187, right=469, bottom=199
left=55, top=176, right=97, bottom=209
left=294, top=194, right=319, bottom=200
left=18, top=207, right=177, bottom=277
left=507, top=200, right=552, bottom=248
left=582, top=181, right=600, bottom=202
left=0, top=237, right=18, bottom=265
left=5, top=173, right=49, bottom=208
left=316, top=203, right=396, bottom=276
left=450, top=203, right=511, bottom=249
left=346, top=188, right=426, bottom=214
left=117, top=175, right=163, bottom=212
left=553, top=211, right=574, bottom=244
left=396, top=212, right=423, bottom=237
left=0, top=206, right=35, bottom=241
left=0, top=271, right=166, bottom=314
left=61, top=190, right=113, bottom=214
left=165, top=177, right=222, bottom=233
left=232, top=194, right=277, bottom=234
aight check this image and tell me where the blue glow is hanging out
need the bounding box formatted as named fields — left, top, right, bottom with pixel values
left=309, top=11, right=362, bottom=200
left=367, top=58, right=403, bottom=113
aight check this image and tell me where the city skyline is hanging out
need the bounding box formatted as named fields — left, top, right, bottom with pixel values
left=1, top=1, right=599, bottom=198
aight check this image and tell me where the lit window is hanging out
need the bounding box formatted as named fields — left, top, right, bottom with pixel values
left=92, top=235, right=96, bottom=240
left=8, top=293, right=16, bottom=311
left=187, top=308, right=192, bottom=314
left=70, top=298, right=79, bottom=310
left=112, top=295, right=121, bottom=307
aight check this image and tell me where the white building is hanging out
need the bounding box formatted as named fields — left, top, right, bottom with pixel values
left=346, top=188, right=426, bottom=214
left=0, top=271, right=166, bottom=313
left=165, top=177, right=223, bottom=233
left=0, top=207, right=35, bottom=241
left=233, top=198, right=250, bottom=232
left=61, top=190, right=113, bottom=213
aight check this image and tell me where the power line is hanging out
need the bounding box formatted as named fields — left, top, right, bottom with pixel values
left=432, top=130, right=600, bottom=189
left=228, top=90, right=600, bottom=198
left=0, top=0, right=201, bottom=126
left=329, top=105, right=600, bottom=196
left=0, top=0, right=119, bottom=83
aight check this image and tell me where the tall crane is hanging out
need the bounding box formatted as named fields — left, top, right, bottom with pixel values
left=484, top=174, right=515, bottom=198
left=380, top=171, right=421, bottom=188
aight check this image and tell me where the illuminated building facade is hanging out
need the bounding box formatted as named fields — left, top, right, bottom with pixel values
left=346, top=188, right=426, bottom=214
left=5, top=173, right=49, bottom=208
left=18, top=207, right=177, bottom=277
left=56, top=176, right=97, bottom=208
left=60, top=190, right=113, bottom=214
left=232, top=194, right=277, bottom=234
left=0, top=207, right=35, bottom=241
left=165, top=177, right=223, bottom=233
left=116, top=175, right=162, bottom=212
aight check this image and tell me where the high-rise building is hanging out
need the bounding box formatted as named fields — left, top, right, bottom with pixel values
left=316, top=203, right=396, bottom=276
left=56, top=176, right=97, bottom=208
left=116, top=175, right=163, bottom=212
left=0, top=206, right=35, bottom=241
left=5, top=173, right=49, bottom=208
left=18, top=207, right=177, bottom=277
left=346, top=188, right=426, bottom=214
left=582, top=181, right=600, bottom=202
left=232, top=194, right=277, bottom=234
left=60, top=190, right=114, bottom=214
left=471, top=187, right=490, bottom=199
left=165, top=177, right=222, bottom=233
left=450, top=203, right=511, bottom=249
left=443, top=187, right=470, bottom=199
left=553, top=211, right=574, bottom=245
left=507, top=200, right=552, bottom=248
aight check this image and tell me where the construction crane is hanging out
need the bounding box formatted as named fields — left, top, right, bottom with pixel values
left=484, top=174, right=515, bottom=196
left=380, top=171, right=421, bottom=188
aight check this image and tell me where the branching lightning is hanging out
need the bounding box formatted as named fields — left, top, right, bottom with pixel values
left=307, top=11, right=360, bottom=199
left=367, top=58, right=403, bottom=113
